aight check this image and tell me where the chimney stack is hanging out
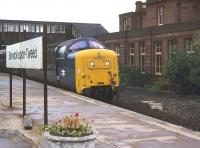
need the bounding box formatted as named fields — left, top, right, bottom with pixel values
left=136, top=1, right=143, bottom=12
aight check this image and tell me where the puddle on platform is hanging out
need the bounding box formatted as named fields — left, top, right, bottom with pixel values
left=0, top=130, right=35, bottom=148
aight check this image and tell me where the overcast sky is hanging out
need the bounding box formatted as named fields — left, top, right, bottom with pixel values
left=0, top=0, right=145, bottom=33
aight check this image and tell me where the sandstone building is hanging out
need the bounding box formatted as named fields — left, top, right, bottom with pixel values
left=96, top=0, right=200, bottom=80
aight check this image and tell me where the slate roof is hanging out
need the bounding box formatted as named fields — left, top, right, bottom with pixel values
left=72, top=23, right=108, bottom=37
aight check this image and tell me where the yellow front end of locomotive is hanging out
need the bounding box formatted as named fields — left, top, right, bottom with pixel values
left=75, top=49, right=119, bottom=94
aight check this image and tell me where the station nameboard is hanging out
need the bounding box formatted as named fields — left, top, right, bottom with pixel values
left=6, top=37, right=43, bottom=69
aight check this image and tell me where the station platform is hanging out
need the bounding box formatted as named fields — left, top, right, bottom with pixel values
left=0, top=73, right=200, bottom=148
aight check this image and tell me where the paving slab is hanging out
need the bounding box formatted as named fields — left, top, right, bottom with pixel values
left=0, top=73, right=200, bottom=148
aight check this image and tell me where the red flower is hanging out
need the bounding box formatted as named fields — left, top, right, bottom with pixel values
left=74, top=112, right=80, bottom=117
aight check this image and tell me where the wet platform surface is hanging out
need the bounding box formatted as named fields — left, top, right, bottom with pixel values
left=0, top=73, right=200, bottom=148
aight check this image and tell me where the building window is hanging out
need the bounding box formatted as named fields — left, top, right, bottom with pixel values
left=105, top=44, right=111, bottom=49
left=51, top=25, right=55, bottom=33
left=20, top=24, right=24, bottom=32
left=47, top=25, right=51, bottom=33
left=28, top=24, right=35, bottom=32
left=35, top=24, right=43, bottom=33
left=25, top=24, right=35, bottom=32
left=7, top=23, right=14, bottom=32
left=19, top=24, right=35, bottom=32
left=71, top=26, right=82, bottom=38
left=168, top=39, right=177, bottom=53
left=13, top=24, right=19, bottom=32
left=122, top=18, right=128, bottom=31
left=185, top=38, right=194, bottom=53
left=31, top=24, right=35, bottom=32
left=114, top=44, right=120, bottom=56
left=36, top=24, right=40, bottom=33
left=51, top=24, right=65, bottom=33
left=139, top=42, right=145, bottom=73
left=168, top=39, right=177, bottom=58
left=3, top=23, right=8, bottom=32
left=60, top=25, right=65, bottom=33
left=40, top=25, right=43, bottom=32
left=158, top=6, right=164, bottom=26
left=154, top=41, right=162, bottom=75
left=129, top=43, right=135, bottom=67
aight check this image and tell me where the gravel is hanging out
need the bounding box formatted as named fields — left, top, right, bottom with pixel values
left=103, top=87, right=200, bottom=131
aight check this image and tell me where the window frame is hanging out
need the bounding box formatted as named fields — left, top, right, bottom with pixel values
left=3, top=23, right=8, bottom=32
left=129, top=43, right=135, bottom=67
left=105, top=44, right=111, bottom=49
left=185, top=38, right=194, bottom=53
left=71, top=25, right=82, bottom=38
left=168, top=39, right=177, bottom=56
left=154, top=41, right=162, bottom=75
left=139, top=42, right=145, bottom=73
left=158, top=6, right=164, bottom=26
left=122, top=18, right=128, bottom=31
left=114, top=44, right=120, bottom=56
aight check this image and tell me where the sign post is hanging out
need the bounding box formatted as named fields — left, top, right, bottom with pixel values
left=9, top=69, right=12, bottom=108
left=22, top=30, right=26, bottom=116
left=43, top=24, right=48, bottom=125
left=23, top=69, right=26, bottom=116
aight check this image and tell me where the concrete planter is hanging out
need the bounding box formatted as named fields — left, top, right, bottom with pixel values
left=44, top=132, right=96, bottom=148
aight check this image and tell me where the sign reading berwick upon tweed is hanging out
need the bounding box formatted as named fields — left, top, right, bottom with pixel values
left=6, top=37, right=43, bottom=69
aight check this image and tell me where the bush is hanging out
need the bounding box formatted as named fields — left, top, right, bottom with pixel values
left=119, top=64, right=152, bottom=87
left=166, top=37, right=200, bottom=94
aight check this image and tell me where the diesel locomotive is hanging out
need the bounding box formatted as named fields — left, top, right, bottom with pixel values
left=0, top=38, right=119, bottom=99
left=50, top=38, right=119, bottom=99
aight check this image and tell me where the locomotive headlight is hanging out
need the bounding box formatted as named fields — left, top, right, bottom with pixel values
left=105, top=61, right=110, bottom=66
left=90, top=61, right=95, bottom=66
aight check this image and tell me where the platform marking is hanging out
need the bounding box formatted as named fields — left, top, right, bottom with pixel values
left=50, top=87, right=96, bottom=105
left=124, top=135, right=177, bottom=143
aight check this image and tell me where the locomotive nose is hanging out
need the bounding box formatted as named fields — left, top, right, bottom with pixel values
left=75, top=49, right=119, bottom=94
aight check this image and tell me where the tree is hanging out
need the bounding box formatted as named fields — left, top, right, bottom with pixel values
left=166, top=36, right=200, bottom=94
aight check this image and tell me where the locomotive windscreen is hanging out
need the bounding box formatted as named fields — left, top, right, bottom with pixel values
left=68, top=38, right=105, bottom=52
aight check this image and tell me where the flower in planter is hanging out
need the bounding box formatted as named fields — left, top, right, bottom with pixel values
left=43, top=113, right=93, bottom=137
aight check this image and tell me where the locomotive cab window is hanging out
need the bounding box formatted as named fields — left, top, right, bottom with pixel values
left=89, top=40, right=104, bottom=49
left=69, top=40, right=88, bottom=52
left=57, top=46, right=66, bottom=59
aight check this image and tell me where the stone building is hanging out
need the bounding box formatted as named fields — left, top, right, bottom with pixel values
left=96, top=0, right=200, bottom=81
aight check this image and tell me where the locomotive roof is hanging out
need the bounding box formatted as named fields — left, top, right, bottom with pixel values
left=52, top=37, right=105, bottom=54
left=59, top=38, right=104, bottom=48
